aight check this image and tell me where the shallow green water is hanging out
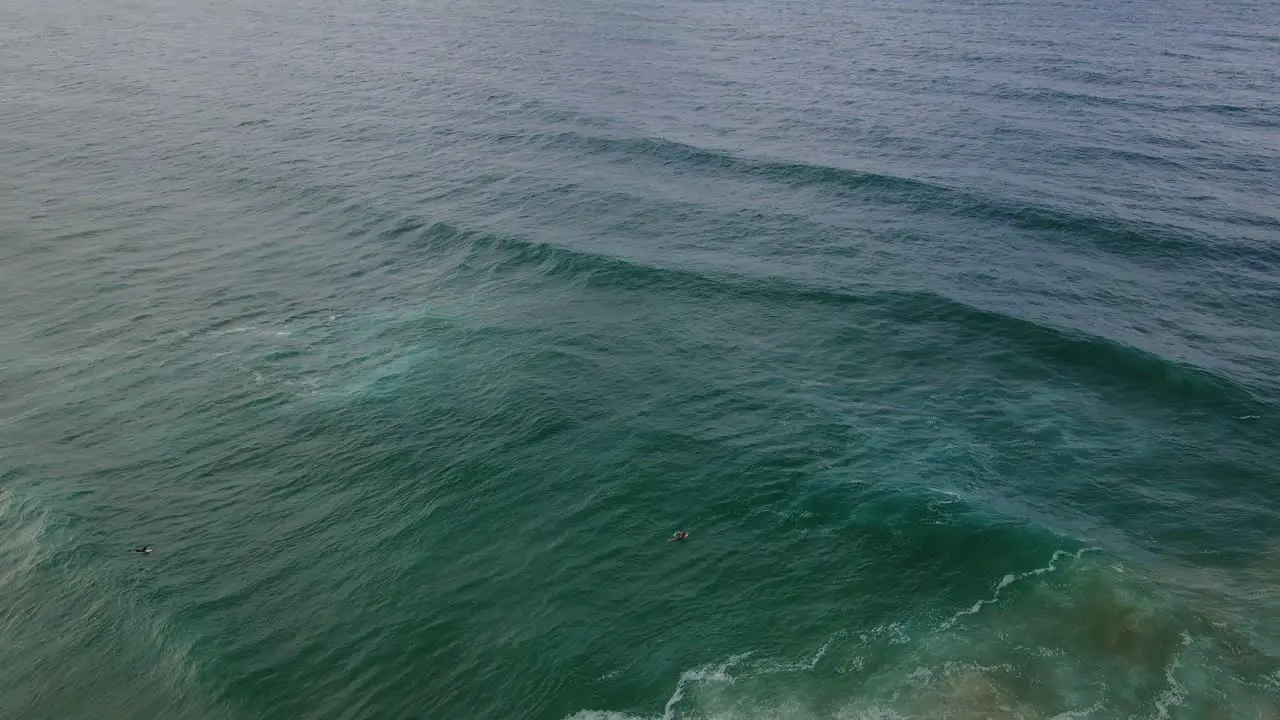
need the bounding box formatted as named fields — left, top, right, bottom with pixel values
left=2, top=0, right=1279, bottom=717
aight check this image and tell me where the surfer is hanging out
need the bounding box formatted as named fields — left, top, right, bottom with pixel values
left=132, top=546, right=152, bottom=554
left=669, top=531, right=689, bottom=542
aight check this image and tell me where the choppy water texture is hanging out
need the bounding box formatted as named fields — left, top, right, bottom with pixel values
left=2, top=0, right=1279, bottom=717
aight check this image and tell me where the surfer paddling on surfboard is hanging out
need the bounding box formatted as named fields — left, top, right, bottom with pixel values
left=669, top=531, right=689, bottom=542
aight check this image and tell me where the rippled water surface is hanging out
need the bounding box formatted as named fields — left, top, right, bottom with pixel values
left=2, top=0, right=1279, bottom=717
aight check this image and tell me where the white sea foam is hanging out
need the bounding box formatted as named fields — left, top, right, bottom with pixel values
left=1148, top=633, right=1193, bottom=720
left=1047, top=702, right=1103, bottom=719
left=839, top=707, right=908, bottom=720
left=569, top=640, right=851, bottom=720
left=859, top=622, right=910, bottom=646
left=939, top=548, right=1095, bottom=630
left=567, top=589, right=1227, bottom=720
left=746, top=634, right=841, bottom=677
left=662, top=653, right=751, bottom=720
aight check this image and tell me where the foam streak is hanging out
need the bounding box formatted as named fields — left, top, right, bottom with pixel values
left=940, top=548, right=1094, bottom=630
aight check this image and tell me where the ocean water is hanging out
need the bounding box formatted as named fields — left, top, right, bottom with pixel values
left=2, top=0, right=1279, bottom=717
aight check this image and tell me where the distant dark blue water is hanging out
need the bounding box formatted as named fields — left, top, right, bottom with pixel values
left=2, top=0, right=1279, bottom=717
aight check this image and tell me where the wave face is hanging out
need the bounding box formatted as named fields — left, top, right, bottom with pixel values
left=2, top=0, right=1279, bottom=717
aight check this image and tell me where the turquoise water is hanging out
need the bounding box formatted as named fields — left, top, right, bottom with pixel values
left=3, top=0, right=1280, bottom=717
